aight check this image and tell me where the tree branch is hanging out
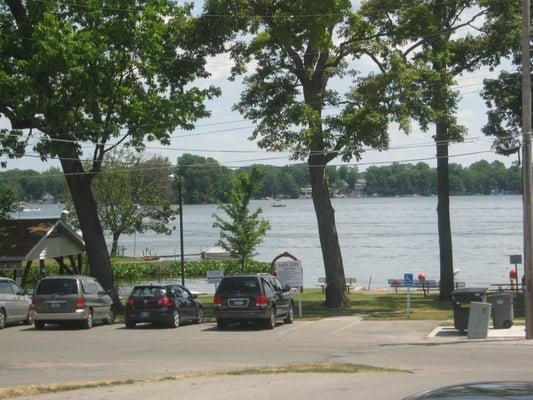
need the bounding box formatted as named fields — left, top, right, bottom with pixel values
left=363, top=50, right=385, bottom=73
left=103, top=132, right=131, bottom=154
left=5, top=0, right=27, bottom=26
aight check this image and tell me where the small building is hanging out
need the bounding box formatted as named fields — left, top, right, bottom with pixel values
left=0, top=218, right=85, bottom=286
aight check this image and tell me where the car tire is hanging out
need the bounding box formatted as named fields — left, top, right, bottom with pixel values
left=168, top=309, right=180, bottom=328
left=103, top=308, right=116, bottom=325
left=34, top=321, right=45, bottom=330
left=264, top=308, right=276, bottom=330
left=195, top=307, right=204, bottom=324
left=23, top=308, right=33, bottom=325
left=216, top=319, right=227, bottom=330
left=0, top=309, right=6, bottom=329
left=125, top=321, right=136, bottom=329
left=284, top=303, right=294, bottom=324
left=81, top=310, right=93, bottom=329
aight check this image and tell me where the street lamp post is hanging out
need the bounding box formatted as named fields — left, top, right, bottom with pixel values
left=169, top=174, right=185, bottom=285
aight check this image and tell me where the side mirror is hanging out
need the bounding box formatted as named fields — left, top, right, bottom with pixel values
left=98, top=291, right=106, bottom=296
left=16, top=290, right=25, bottom=296
left=192, top=294, right=198, bottom=299
left=283, top=284, right=291, bottom=292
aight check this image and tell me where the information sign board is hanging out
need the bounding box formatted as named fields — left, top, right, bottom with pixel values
left=404, top=273, right=414, bottom=288
left=275, top=260, right=303, bottom=288
left=0, top=261, right=22, bottom=270
left=510, top=254, right=522, bottom=265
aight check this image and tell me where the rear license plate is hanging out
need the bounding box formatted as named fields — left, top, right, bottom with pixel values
left=49, top=303, right=62, bottom=309
left=140, top=312, right=150, bottom=318
left=229, top=298, right=249, bottom=307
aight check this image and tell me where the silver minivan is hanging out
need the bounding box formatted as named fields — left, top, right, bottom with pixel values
left=0, top=277, right=32, bottom=329
left=32, top=276, right=114, bottom=329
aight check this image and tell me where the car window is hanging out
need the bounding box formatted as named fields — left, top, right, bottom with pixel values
left=9, top=282, right=23, bottom=295
left=272, top=278, right=284, bottom=292
left=179, top=286, right=192, bottom=298
left=261, top=278, right=274, bottom=297
left=131, top=287, right=166, bottom=297
left=217, top=277, right=261, bottom=295
left=36, top=279, right=78, bottom=295
left=0, top=281, right=13, bottom=295
left=94, top=281, right=105, bottom=294
left=81, top=280, right=98, bottom=295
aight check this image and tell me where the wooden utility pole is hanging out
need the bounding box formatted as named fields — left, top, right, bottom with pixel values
left=521, top=0, right=533, bottom=340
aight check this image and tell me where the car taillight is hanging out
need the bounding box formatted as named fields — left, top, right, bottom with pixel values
left=158, top=296, right=172, bottom=306
left=126, top=298, right=134, bottom=306
left=31, top=298, right=36, bottom=309
left=75, top=298, right=85, bottom=309
left=255, top=294, right=268, bottom=307
left=213, top=294, right=222, bottom=307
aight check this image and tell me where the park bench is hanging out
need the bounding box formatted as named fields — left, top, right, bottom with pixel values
left=317, top=277, right=357, bottom=293
left=388, top=278, right=439, bottom=296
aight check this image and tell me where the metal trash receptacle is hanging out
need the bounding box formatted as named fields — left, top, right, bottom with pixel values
left=487, top=293, right=514, bottom=329
left=451, top=288, right=488, bottom=334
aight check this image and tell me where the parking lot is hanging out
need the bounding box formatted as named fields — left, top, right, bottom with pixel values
left=1, top=317, right=533, bottom=399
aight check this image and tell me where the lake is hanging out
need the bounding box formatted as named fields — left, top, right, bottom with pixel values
left=15, top=195, right=523, bottom=290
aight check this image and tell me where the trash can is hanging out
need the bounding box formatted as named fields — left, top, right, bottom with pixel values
left=451, top=288, right=488, bottom=334
left=487, top=293, right=514, bottom=329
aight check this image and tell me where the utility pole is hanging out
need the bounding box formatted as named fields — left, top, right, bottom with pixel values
left=178, top=177, right=185, bottom=286
left=521, top=0, right=533, bottom=340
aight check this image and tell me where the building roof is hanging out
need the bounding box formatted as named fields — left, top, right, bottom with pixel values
left=0, top=218, right=84, bottom=261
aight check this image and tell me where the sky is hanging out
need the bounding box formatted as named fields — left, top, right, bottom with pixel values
left=0, top=2, right=519, bottom=173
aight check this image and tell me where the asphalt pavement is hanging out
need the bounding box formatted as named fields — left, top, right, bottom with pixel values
left=1, top=317, right=533, bottom=399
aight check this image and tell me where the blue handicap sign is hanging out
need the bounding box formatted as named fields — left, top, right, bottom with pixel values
left=404, top=273, right=414, bottom=287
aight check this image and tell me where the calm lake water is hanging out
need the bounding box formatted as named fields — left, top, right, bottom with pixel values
left=17, top=195, right=523, bottom=290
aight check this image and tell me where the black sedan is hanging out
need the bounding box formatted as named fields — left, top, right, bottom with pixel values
left=404, top=382, right=533, bottom=399
left=124, top=284, right=203, bottom=328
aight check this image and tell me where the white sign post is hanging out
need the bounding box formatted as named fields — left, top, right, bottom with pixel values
left=404, top=273, right=414, bottom=319
left=275, top=259, right=303, bottom=318
left=206, top=270, right=224, bottom=292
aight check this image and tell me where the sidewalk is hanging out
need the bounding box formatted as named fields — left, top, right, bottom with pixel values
left=428, top=324, right=525, bottom=339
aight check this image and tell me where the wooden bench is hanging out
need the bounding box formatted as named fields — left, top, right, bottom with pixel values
left=317, top=277, right=357, bottom=293
left=388, top=279, right=438, bottom=296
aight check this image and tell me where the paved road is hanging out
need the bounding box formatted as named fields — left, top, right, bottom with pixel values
left=2, top=317, right=533, bottom=399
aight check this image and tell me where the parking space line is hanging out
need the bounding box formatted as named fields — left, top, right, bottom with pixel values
left=276, top=321, right=314, bottom=336
left=328, top=319, right=361, bottom=336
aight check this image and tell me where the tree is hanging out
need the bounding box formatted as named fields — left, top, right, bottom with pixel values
left=0, top=1, right=220, bottom=308
left=204, top=0, right=416, bottom=306
left=367, top=0, right=519, bottom=299
left=0, top=186, right=16, bottom=220
left=90, top=151, right=176, bottom=257
left=212, top=168, right=270, bottom=269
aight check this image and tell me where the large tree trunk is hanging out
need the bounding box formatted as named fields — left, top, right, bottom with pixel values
left=308, top=159, right=346, bottom=307
left=436, top=122, right=455, bottom=300
left=110, top=233, right=120, bottom=257
left=60, top=157, right=123, bottom=311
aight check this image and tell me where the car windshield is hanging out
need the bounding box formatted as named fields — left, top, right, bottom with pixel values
left=217, top=277, right=260, bottom=294
left=36, top=279, right=78, bottom=295
left=131, top=287, right=166, bottom=297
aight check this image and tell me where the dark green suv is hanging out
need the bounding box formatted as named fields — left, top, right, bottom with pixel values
left=213, top=273, right=294, bottom=330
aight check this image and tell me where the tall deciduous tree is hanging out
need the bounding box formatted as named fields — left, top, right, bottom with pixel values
left=212, top=168, right=270, bottom=270
left=366, top=0, right=519, bottom=299
left=0, top=0, right=220, bottom=308
left=0, top=187, right=16, bottom=220
left=90, top=151, right=176, bottom=257
left=203, top=0, right=417, bottom=306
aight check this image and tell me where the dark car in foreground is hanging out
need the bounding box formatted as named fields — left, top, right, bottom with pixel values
left=213, top=273, right=294, bottom=330
left=124, top=284, right=203, bottom=328
left=404, top=382, right=533, bottom=399
left=32, top=276, right=114, bottom=330
left=0, top=277, right=32, bottom=329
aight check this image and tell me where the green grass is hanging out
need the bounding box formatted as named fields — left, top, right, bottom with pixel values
left=199, top=289, right=453, bottom=321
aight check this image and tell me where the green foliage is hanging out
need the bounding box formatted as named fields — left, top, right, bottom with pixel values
left=365, top=161, right=521, bottom=196
left=0, top=186, right=16, bottom=219
left=212, top=168, right=271, bottom=268
left=0, top=168, right=67, bottom=202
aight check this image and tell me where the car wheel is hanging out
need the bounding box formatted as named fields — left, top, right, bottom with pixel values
left=103, top=308, right=116, bottom=325
left=284, top=303, right=294, bottom=324
left=23, top=308, right=33, bottom=325
left=168, top=310, right=180, bottom=328
left=125, top=321, right=136, bottom=329
left=0, top=309, right=6, bottom=329
left=264, top=308, right=276, bottom=330
left=216, top=319, right=227, bottom=330
left=81, top=310, right=93, bottom=329
left=34, top=321, right=45, bottom=330
left=195, top=307, right=204, bottom=324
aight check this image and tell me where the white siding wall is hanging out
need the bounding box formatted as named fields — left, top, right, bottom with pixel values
left=27, top=233, right=82, bottom=260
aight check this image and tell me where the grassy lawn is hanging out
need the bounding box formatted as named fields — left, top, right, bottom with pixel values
left=199, top=289, right=454, bottom=321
